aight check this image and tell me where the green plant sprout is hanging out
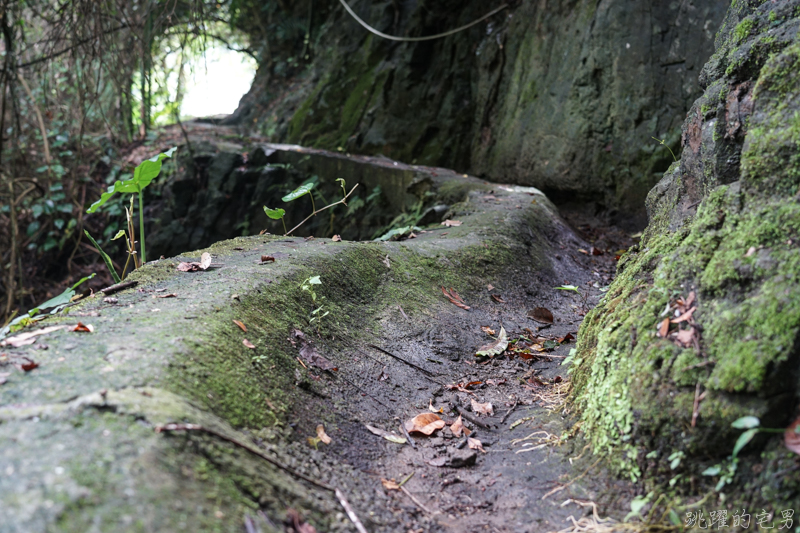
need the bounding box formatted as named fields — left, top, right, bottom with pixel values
left=263, top=207, right=287, bottom=234
left=652, top=137, right=678, bottom=162
left=86, top=146, right=176, bottom=266
left=701, top=416, right=795, bottom=491
left=300, top=275, right=329, bottom=331
left=555, top=284, right=589, bottom=309
left=263, top=178, right=359, bottom=236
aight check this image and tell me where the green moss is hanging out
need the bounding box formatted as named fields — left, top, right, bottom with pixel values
left=733, top=18, right=755, bottom=43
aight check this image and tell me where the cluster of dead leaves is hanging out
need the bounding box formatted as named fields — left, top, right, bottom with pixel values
left=177, top=252, right=212, bottom=272
left=441, top=286, right=470, bottom=310
left=656, top=291, right=699, bottom=349
left=402, top=412, right=486, bottom=452
left=475, top=324, right=573, bottom=361
left=292, top=329, right=337, bottom=371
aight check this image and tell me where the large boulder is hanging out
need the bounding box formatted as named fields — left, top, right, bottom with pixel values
left=570, top=0, right=800, bottom=506
left=236, top=0, right=726, bottom=222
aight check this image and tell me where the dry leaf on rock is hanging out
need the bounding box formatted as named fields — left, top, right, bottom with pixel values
left=557, top=333, right=575, bottom=343
left=784, top=417, right=800, bottom=456
left=381, top=479, right=401, bottom=490
left=404, top=413, right=445, bottom=435
left=20, top=358, right=39, bottom=372
left=467, top=437, right=486, bottom=453
left=298, top=342, right=338, bottom=372
left=441, top=286, right=470, bottom=310
left=316, top=424, right=332, bottom=445
left=441, top=219, right=462, bottom=227
left=243, top=339, right=256, bottom=349
left=155, top=293, right=177, bottom=298
left=528, top=307, right=554, bottom=324
left=260, top=255, right=275, bottom=264
left=0, top=325, right=67, bottom=347
left=428, top=399, right=443, bottom=414
left=72, top=322, right=94, bottom=333
left=450, top=415, right=471, bottom=438
left=491, top=294, right=506, bottom=303
left=674, top=327, right=696, bottom=348
left=331, top=235, right=342, bottom=242
left=671, top=307, right=696, bottom=324
left=233, top=320, right=247, bottom=332
left=471, top=399, right=494, bottom=416
left=481, top=326, right=496, bottom=336
left=177, top=252, right=213, bottom=272
left=487, top=284, right=495, bottom=291
left=657, top=318, right=670, bottom=338
left=476, top=326, right=507, bottom=357
left=364, top=424, right=407, bottom=444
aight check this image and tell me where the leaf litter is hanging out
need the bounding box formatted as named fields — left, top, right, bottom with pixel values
left=177, top=252, right=212, bottom=272
left=404, top=413, right=445, bottom=435
left=441, top=286, right=470, bottom=310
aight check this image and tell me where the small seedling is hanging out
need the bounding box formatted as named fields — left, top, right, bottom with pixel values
left=300, top=275, right=329, bottom=331
left=652, top=137, right=678, bottom=163
left=263, top=207, right=287, bottom=234
left=555, top=284, right=589, bottom=310
left=86, top=146, right=176, bottom=270
left=263, top=178, right=359, bottom=236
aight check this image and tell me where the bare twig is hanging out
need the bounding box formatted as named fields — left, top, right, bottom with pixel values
left=500, top=398, right=519, bottom=424
left=456, top=406, right=493, bottom=431
left=100, top=280, right=138, bottom=295
left=367, top=343, right=443, bottom=382
left=400, top=486, right=435, bottom=515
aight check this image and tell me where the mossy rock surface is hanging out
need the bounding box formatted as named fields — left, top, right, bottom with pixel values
left=570, top=0, right=800, bottom=508
left=1, top=144, right=602, bottom=531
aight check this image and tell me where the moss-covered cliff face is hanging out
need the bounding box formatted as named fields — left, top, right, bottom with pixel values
left=234, top=0, right=726, bottom=224
left=570, top=0, right=800, bottom=506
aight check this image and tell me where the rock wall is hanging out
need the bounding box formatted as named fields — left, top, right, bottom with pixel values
left=236, top=0, right=727, bottom=224
left=570, top=0, right=800, bottom=504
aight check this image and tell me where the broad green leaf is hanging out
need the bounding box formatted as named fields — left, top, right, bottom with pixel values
left=702, top=465, right=721, bottom=476
left=112, top=230, right=126, bottom=240
left=307, top=276, right=322, bottom=285
left=263, top=207, right=286, bottom=219
left=282, top=182, right=314, bottom=202
left=476, top=327, right=508, bottom=357
left=732, top=428, right=759, bottom=457
left=87, top=147, right=176, bottom=213
left=731, top=416, right=760, bottom=429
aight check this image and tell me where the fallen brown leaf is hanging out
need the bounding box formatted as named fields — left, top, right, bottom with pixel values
left=784, top=417, right=800, bottom=456
left=487, top=284, right=495, bottom=291
left=481, top=326, right=496, bottom=336
left=21, top=359, right=39, bottom=372
left=658, top=318, right=670, bottom=338
left=441, top=286, right=470, bottom=310
left=471, top=399, right=494, bottom=416
left=331, top=235, right=342, bottom=242
left=671, top=306, right=697, bottom=324
left=528, top=307, right=554, bottom=324
left=590, top=246, right=604, bottom=256
left=557, top=333, right=575, bottom=343
left=297, top=337, right=338, bottom=371
left=260, top=255, right=275, bottom=263
left=177, top=252, right=213, bottom=272
left=316, top=424, right=332, bottom=445
left=364, top=424, right=407, bottom=444
left=476, top=327, right=508, bottom=357
left=450, top=415, right=467, bottom=437
left=467, top=437, right=486, bottom=453
left=0, top=325, right=67, bottom=347
left=491, top=294, right=506, bottom=303
left=404, top=413, right=445, bottom=435
left=441, top=219, right=462, bottom=227
left=155, top=293, right=177, bottom=299
left=233, top=320, right=247, bottom=332
left=242, top=339, right=255, bottom=349
left=674, top=327, right=696, bottom=348
left=381, top=479, right=401, bottom=490
left=72, top=322, right=94, bottom=333
left=526, top=375, right=545, bottom=387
